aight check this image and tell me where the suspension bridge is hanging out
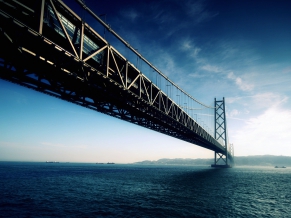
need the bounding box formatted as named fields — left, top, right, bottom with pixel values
left=0, top=0, right=234, bottom=167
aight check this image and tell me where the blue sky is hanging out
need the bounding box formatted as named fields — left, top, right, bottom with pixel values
left=1, top=0, right=291, bottom=163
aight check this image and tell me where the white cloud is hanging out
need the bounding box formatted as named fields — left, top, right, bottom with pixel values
left=235, top=77, right=253, bottom=91
left=182, top=40, right=192, bottom=50
left=251, top=93, right=288, bottom=109
left=228, top=93, right=288, bottom=110
left=188, top=72, right=205, bottom=78
left=180, top=39, right=201, bottom=58
left=233, top=106, right=291, bottom=156
left=227, top=90, right=287, bottom=118
left=191, top=48, right=201, bottom=58
left=227, top=72, right=254, bottom=91
left=228, top=109, right=240, bottom=117
left=154, top=51, right=177, bottom=77
left=201, top=64, right=221, bottom=73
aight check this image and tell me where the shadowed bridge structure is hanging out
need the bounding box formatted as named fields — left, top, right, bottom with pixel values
left=0, top=0, right=234, bottom=167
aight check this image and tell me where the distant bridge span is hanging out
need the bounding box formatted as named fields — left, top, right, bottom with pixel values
left=0, top=0, right=234, bottom=166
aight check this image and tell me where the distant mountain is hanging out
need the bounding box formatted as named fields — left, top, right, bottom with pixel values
left=233, top=155, right=291, bottom=166
left=135, top=155, right=291, bottom=166
left=135, top=158, right=213, bottom=166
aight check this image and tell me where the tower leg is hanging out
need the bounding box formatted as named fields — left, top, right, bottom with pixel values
left=211, top=151, right=231, bottom=168
left=212, top=98, right=231, bottom=168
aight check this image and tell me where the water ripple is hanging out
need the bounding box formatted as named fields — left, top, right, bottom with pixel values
left=0, top=163, right=290, bottom=217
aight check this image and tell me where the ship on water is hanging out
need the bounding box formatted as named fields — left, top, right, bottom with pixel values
left=275, top=166, right=286, bottom=168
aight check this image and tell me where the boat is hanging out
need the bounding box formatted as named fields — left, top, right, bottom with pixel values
left=275, top=166, right=286, bottom=168
left=107, top=162, right=115, bottom=164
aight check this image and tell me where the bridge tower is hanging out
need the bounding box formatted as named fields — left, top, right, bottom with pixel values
left=212, top=97, right=232, bottom=168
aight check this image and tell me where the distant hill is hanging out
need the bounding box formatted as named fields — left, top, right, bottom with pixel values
left=135, top=158, right=213, bottom=166
left=135, top=155, right=291, bottom=167
left=233, top=155, right=291, bottom=166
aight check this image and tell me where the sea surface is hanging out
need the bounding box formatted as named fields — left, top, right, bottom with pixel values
left=0, top=162, right=290, bottom=217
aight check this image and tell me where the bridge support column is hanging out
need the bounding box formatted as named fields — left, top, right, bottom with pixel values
left=212, top=98, right=231, bottom=168
left=212, top=152, right=231, bottom=168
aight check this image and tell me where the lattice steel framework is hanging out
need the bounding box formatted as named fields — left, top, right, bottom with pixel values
left=212, top=98, right=233, bottom=167
left=0, top=0, right=233, bottom=157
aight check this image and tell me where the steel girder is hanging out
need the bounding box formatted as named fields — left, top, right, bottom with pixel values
left=0, top=0, right=227, bottom=154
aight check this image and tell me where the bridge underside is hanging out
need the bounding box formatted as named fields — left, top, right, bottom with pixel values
left=0, top=0, right=227, bottom=155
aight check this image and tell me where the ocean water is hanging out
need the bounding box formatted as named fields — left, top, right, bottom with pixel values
left=0, top=162, right=290, bottom=217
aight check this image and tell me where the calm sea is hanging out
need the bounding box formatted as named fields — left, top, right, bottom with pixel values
left=0, top=162, right=290, bottom=217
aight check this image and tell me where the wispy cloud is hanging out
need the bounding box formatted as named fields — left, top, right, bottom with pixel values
left=154, top=50, right=179, bottom=77
left=262, top=67, right=291, bottom=89
left=282, top=66, right=291, bottom=74
left=180, top=38, right=201, bottom=58
left=188, top=72, right=205, bottom=78
left=228, top=109, right=240, bottom=117
left=122, top=8, right=139, bottom=22
left=228, top=93, right=288, bottom=107
left=184, top=0, right=218, bottom=24
left=117, top=0, right=217, bottom=40
left=201, top=64, right=222, bottom=73
left=181, top=39, right=194, bottom=51
left=152, top=9, right=176, bottom=25
left=227, top=72, right=254, bottom=91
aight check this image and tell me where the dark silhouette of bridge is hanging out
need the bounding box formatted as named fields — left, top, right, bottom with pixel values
left=0, top=0, right=234, bottom=167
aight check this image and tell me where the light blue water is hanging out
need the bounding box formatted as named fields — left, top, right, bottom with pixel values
left=0, top=162, right=290, bottom=217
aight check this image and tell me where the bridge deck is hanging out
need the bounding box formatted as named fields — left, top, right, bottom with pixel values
left=0, top=0, right=233, bottom=159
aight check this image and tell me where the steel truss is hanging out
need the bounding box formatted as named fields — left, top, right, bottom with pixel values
left=0, top=0, right=230, bottom=155
left=212, top=98, right=234, bottom=167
